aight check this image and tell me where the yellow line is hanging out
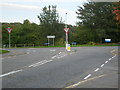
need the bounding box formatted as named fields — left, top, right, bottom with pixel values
left=110, top=49, right=117, bottom=55
left=65, top=74, right=107, bottom=88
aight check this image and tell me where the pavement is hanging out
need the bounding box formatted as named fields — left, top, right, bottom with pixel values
left=1, top=47, right=119, bottom=89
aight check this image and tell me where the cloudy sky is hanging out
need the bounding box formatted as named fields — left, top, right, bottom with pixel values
left=0, top=0, right=89, bottom=25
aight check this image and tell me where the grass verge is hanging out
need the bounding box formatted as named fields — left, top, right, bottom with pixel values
left=0, top=50, right=9, bottom=54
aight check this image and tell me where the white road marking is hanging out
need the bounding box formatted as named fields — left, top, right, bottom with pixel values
left=94, top=68, right=99, bottom=72
left=59, top=52, right=62, bottom=54
left=100, top=64, right=104, bottom=67
left=50, top=50, right=56, bottom=51
left=29, top=60, right=53, bottom=67
left=109, top=58, right=112, bottom=61
left=111, top=56, right=114, bottom=59
left=0, top=69, right=22, bottom=78
left=28, top=60, right=47, bottom=67
left=60, top=55, right=65, bottom=58
left=112, top=55, right=117, bottom=58
left=33, top=60, right=53, bottom=67
left=51, top=55, right=57, bottom=59
left=8, top=57, right=11, bottom=58
left=66, top=74, right=107, bottom=88
left=105, top=61, right=108, bottom=64
left=84, top=74, right=92, bottom=80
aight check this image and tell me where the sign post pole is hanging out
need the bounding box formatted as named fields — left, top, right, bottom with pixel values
left=48, top=38, right=49, bottom=46
left=66, top=32, right=68, bottom=49
left=64, top=27, right=69, bottom=50
left=47, top=36, right=55, bottom=46
left=9, top=33, right=10, bottom=48
left=6, top=27, right=12, bottom=48
left=53, top=38, right=54, bottom=46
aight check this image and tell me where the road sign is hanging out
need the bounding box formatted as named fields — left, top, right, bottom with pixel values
left=6, top=27, right=12, bottom=34
left=47, top=36, right=55, bottom=38
left=105, top=39, right=111, bottom=42
left=64, top=28, right=69, bottom=33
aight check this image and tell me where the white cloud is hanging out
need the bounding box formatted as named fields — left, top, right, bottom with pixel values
left=2, top=0, right=86, bottom=3
left=0, top=3, right=78, bottom=25
left=0, top=3, right=42, bottom=10
left=1, top=3, right=76, bottom=14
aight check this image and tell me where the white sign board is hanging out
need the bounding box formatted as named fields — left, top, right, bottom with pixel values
left=47, top=36, right=55, bottom=38
left=105, top=39, right=111, bottom=42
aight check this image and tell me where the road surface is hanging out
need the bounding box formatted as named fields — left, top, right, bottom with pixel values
left=1, top=47, right=119, bottom=89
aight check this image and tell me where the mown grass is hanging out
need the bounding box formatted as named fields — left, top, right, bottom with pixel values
left=0, top=50, right=9, bottom=54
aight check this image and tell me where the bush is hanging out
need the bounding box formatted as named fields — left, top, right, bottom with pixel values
left=87, top=41, right=96, bottom=45
left=56, top=38, right=65, bottom=46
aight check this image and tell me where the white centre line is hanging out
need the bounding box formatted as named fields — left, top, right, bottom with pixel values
left=28, top=60, right=47, bottom=67
left=100, top=64, right=104, bottom=67
left=111, top=56, right=114, bottom=59
left=109, top=58, right=112, bottom=61
left=94, top=68, right=99, bottom=72
left=0, top=69, right=22, bottom=78
left=59, top=52, right=62, bottom=54
left=84, top=74, right=92, bottom=80
left=105, top=61, right=108, bottom=64
left=112, top=55, right=117, bottom=58
left=51, top=55, right=57, bottom=59
left=33, top=60, right=53, bottom=67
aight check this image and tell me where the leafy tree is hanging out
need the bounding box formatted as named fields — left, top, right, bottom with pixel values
left=37, top=5, right=64, bottom=45
left=76, top=2, right=119, bottom=43
left=113, top=1, right=120, bottom=25
left=38, top=5, right=60, bottom=25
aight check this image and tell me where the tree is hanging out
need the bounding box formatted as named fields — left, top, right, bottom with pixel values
left=37, top=5, right=64, bottom=45
left=38, top=5, right=60, bottom=25
left=113, top=1, right=120, bottom=25
left=76, top=2, right=118, bottom=43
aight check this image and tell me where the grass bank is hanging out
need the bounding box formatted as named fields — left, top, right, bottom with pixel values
left=0, top=50, right=9, bottom=54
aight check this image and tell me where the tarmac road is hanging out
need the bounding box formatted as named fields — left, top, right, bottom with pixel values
left=1, top=47, right=119, bottom=89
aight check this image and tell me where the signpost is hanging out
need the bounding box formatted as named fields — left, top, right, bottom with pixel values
left=64, top=13, right=71, bottom=51
left=47, top=36, right=55, bottom=46
left=64, top=27, right=69, bottom=49
left=6, top=27, right=12, bottom=48
left=64, top=26, right=71, bottom=51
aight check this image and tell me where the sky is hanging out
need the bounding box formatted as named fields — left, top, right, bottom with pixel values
left=0, top=0, right=89, bottom=25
